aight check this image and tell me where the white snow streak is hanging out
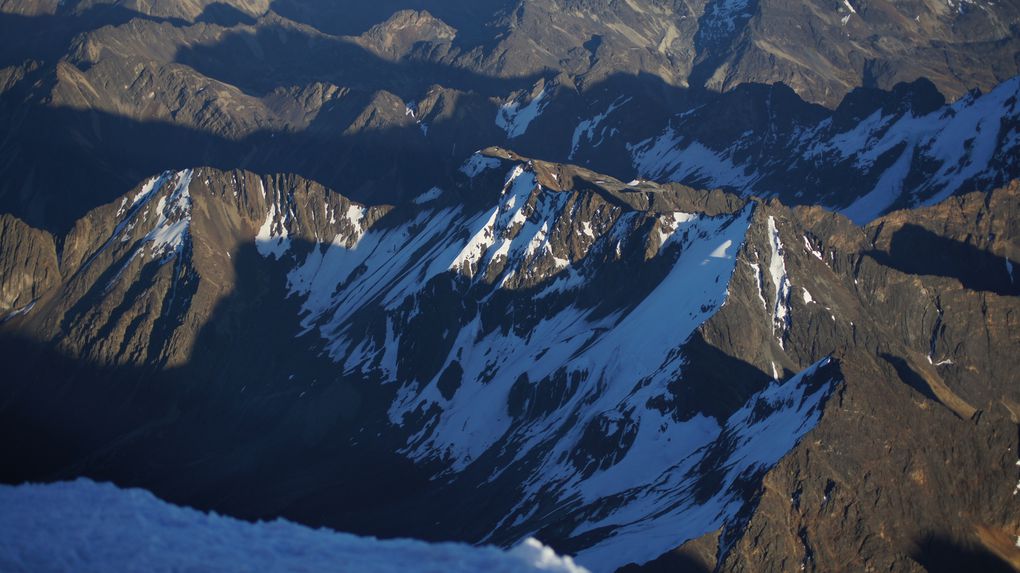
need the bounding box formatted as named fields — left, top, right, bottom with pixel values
left=461, top=153, right=503, bottom=178
left=497, top=89, right=549, bottom=139
left=255, top=202, right=291, bottom=260
left=767, top=216, right=792, bottom=345
left=570, top=97, right=631, bottom=159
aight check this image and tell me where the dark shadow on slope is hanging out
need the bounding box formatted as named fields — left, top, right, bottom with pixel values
left=0, top=238, right=434, bottom=539
left=0, top=68, right=943, bottom=239
left=866, top=224, right=1020, bottom=296
left=0, top=5, right=188, bottom=68
left=0, top=103, right=481, bottom=236
left=658, top=330, right=772, bottom=422
left=617, top=552, right=712, bottom=573
left=195, top=2, right=258, bottom=27
left=2, top=186, right=727, bottom=545
left=830, top=78, right=946, bottom=132
left=0, top=0, right=942, bottom=236
left=911, top=534, right=1015, bottom=573
left=173, top=22, right=547, bottom=100
left=0, top=11, right=961, bottom=246
left=0, top=194, right=649, bottom=546
left=0, top=3, right=976, bottom=239
left=880, top=353, right=941, bottom=403
left=0, top=67, right=696, bottom=235
left=0, top=176, right=868, bottom=567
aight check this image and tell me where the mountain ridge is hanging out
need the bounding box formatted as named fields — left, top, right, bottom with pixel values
left=2, top=159, right=1017, bottom=571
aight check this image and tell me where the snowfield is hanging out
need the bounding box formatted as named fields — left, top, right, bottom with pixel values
left=0, top=479, right=588, bottom=573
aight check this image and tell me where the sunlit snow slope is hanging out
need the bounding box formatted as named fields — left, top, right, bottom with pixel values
left=250, top=153, right=842, bottom=570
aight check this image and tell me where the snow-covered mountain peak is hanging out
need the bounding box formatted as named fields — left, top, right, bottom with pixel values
left=7, top=163, right=1015, bottom=573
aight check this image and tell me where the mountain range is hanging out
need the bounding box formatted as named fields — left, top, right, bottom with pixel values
left=1, top=1, right=1019, bottom=571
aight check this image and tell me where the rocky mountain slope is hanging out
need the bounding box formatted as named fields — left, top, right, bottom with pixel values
left=2, top=157, right=1017, bottom=571
left=626, top=76, right=1020, bottom=223
left=3, top=2, right=1020, bottom=572
left=10, top=0, right=1017, bottom=102
left=1, top=1, right=1018, bottom=237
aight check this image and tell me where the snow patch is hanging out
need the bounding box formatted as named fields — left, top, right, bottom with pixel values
left=414, top=187, right=445, bottom=205
left=261, top=172, right=834, bottom=573
left=698, top=0, right=753, bottom=40
left=840, top=141, right=915, bottom=225
left=569, top=97, right=631, bottom=159
left=497, top=89, right=549, bottom=139
left=118, top=175, right=161, bottom=217
left=803, top=235, right=824, bottom=261
left=345, top=204, right=366, bottom=229
left=571, top=357, right=837, bottom=570
left=767, top=216, right=792, bottom=346
left=710, top=239, right=735, bottom=259
left=629, top=131, right=757, bottom=191
left=747, top=260, right=768, bottom=311
left=1013, top=459, right=1020, bottom=496
left=255, top=202, right=291, bottom=260
left=656, top=211, right=699, bottom=252
left=461, top=153, right=503, bottom=178
left=631, top=76, right=1020, bottom=223
left=145, top=169, right=193, bottom=263
left=2, top=300, right=36, bottom=322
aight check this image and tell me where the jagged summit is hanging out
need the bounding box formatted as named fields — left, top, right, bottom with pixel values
left=360, top=10, right=458, bottom=58
left=474, top=147, right=749, bottom=215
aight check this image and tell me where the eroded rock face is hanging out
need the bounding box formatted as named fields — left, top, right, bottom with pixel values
left=2, top=158, right=1017, bottom=571
left=7, top=168, right=383, bottom=368
left=0, top=215, right=58, bottom=316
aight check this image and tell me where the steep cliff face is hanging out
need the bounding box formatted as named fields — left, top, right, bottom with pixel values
left=0, top=215, right=58, bottom=317
left=2, top=159, right=1017, bottom=571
